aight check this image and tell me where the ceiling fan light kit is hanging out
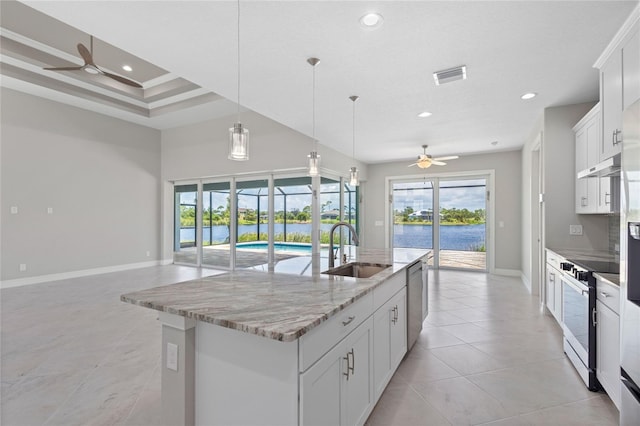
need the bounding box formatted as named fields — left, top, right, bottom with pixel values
left=229, top=0, right=249, bottom=161
left=408, top=144, right=459, bottom=169
left=43, top=36, right=142, bottom=88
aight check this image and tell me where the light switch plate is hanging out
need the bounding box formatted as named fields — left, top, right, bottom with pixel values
left=10, top=206, right=18, bottom=214
left=166, top=343, right=178, bottom=371
left=375, top=220, right=383, bottom=227
left=569, top=225, right=583, bottom=236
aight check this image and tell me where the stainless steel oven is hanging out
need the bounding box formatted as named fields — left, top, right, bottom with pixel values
left=560, top=261, right=598, bottom=391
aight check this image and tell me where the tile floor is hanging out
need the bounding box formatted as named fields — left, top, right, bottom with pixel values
left=1, top=266, right=619, bottom=425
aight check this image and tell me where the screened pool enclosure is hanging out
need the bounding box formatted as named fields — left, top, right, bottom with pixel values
left=174, top=175, right=358, bottom=270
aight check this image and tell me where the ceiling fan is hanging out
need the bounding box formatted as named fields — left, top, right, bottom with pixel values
left=408, top=145, right=459, bottom=169
left=43, top=36, right=142, bottom=88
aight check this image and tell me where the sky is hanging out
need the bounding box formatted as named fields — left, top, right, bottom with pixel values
left=393, top=179, right=486, bottom=212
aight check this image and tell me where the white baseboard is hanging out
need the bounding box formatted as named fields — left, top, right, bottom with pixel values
left=0, top=260, right=162, bottom=289
left=492, top=268, right=522, bottom=277
left=161, top=258, right=173, bottom=266
left=521, top=273, right=532, bottom=292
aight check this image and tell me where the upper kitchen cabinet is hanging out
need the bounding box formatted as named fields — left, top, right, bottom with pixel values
left=595, top=7, right=640, bottom=161
left=574, top=104, right=600, bottom=214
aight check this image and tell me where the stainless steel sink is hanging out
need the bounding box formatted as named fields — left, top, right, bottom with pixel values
left=322, top=262, right=392, bottom=278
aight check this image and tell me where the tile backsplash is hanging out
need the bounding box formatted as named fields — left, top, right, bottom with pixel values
left=609, top=214, right=621, bottom=261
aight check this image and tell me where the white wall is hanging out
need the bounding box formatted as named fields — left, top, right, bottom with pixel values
left=363, top=150, right=522, bottom=273
left=1, top=88, right=161, bottom=283
left=160, top=110, right=367, bottom=261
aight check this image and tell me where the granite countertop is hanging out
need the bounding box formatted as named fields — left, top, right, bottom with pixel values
left=546, top=247, right=617, bottom=263
left=594, top=272, right=620, bottom=286
left=121, top=248, right=429, bottom=342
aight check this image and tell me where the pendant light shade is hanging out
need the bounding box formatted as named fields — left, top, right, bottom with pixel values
left=349, top=166, right=359, bottom=186
left=228, top=0, right=249, bottom=161
left=228, top=123, right=249, bottom=160
left=308, top=151, right=320, bottom=176
left=349, top=95, right=360, bottom=186
left=307, top=57, right=320, bottom=176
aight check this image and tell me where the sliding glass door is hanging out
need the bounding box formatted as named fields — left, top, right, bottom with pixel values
left=201, top=181, right=232, bottom=269
left=174, top=183, right=199, bottom=265
left=391, top=175, right=488, bottom=271
left=438, top=178, right=487, bottom=270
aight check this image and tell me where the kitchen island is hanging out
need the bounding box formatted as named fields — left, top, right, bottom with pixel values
left=121, top=248, right=429, bottom=426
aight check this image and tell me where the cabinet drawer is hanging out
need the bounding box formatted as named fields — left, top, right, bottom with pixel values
left=546, top=250, right=562, bottom=271
left=372, top=271, right=406, bottom=311
left=596, top=278, right=620, bottom=314
left=299, top=292, right=373, bottom=372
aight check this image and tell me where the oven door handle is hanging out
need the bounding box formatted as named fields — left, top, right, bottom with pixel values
left=562, top=277, right=589, bottom=296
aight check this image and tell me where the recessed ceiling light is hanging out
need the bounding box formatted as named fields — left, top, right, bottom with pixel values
left=521, top=92, right=537, bottom=100
left=360, top=12, right=384, bottom=29
left=122, top=65, right=133, bottom=72
left=418, top=111, right=432, bottom=118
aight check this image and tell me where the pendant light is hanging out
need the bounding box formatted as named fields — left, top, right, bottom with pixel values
left=349, top=95, right=360, bottom=186
left=307, top=57, right=320, bottom=176
left=228, top=0, right=249, bottom=161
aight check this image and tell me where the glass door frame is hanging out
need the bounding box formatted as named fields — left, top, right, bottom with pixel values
left=386, top=170, right=494, bottom=273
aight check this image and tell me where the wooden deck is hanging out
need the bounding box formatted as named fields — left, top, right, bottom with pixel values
left=435, top=249, right=486, bottom=270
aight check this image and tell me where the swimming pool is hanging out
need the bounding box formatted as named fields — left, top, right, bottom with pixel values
left=236, top=242, right=312, bottom=254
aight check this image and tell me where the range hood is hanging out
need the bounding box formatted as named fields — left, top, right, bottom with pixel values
left=578, top=154, right=621, bottom=179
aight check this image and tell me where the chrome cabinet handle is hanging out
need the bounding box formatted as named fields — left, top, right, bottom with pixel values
left=343, top=349, right=355, bottom=380
left=394, top=305, right=399, bottom=323
left=342, top=316, right=355, bottom=326
left=550, top=272, right=555, bottom=282
left=600, top=292, right=610, bottom=298
left=613, top=129, right=622, bottom=145
left=391, top=305, right=399, bottom=324
left=581, top=196, right=587, bottom=207
left=592, top=307, right=597, bottom=327
left=605, top=193, right=611, bottom=205
left=349, top=349, right=355, bottom=376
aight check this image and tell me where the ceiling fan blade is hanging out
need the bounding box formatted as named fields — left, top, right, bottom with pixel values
left=431, top=161, right=447, bottom=166
left=43, top=66, right=84, bottom=71
left=433, top=155, right=459, bottom=161
left=101, top=71, right=143, bottom=88
left=408, top=163, right=418, bottom=167
left=77, top=43, right=94, bottom=65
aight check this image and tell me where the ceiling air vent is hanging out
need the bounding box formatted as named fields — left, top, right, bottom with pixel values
left=433, top=65, right=467, bottom=86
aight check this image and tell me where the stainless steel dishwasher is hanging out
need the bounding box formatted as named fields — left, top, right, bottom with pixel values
left=407, top=260, right=424, bottom=350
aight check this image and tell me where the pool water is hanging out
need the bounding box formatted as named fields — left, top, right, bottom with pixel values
left=237, top=242, right=312, bottom=254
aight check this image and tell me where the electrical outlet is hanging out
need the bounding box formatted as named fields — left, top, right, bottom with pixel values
left=375, top=220, right=383, bottom=227
left=166, top=343, right=178, bottom=371
left=146, top=251, right=151, bottom=257
left=19, top=264, right=27, bottom=272
left=499, top=221, right=505, bottom=228
left=569, top=225, right=583, bottom=236
left=47, top=207, right=53, bottom=214
left=10, top=206, right=18, bottom=214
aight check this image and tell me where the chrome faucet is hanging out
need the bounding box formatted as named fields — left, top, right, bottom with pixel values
left=328, top=221, right=359, bottom=269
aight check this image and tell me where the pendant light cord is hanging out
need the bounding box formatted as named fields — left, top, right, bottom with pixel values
left=352, top=99, right=355, bottom=159
left=237, top=0, right=241, bottom=121
left=312, top=63, right=316, bottom=150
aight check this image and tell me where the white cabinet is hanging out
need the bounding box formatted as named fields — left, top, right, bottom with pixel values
left=601, top=49, right=623, bottom=160
left=597, top=14, right=640, bottom=160
left=373, top=287, right=407, bottom=400
left=574, top=104, right=600, bottom=214
left=597, top=176, right=620, bottom=214
left=546, top=264, right=562, bottom=324
left=596, top=279, right=621, bottom=409
left=623, top=27, right=640, bottom=110
left=300, top=317, right=373, bottom=426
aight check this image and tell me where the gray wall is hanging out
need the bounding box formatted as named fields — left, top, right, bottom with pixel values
left=363, top=150, right=522, bottom=273
left=542, top=103, right=609, bottom=251
left=1, top=88, right=161, bottom=281
left=520, top=102, right=611, bottom=291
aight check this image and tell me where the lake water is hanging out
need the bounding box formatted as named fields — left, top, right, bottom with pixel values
left=181, top=223, right=485, bottom=251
